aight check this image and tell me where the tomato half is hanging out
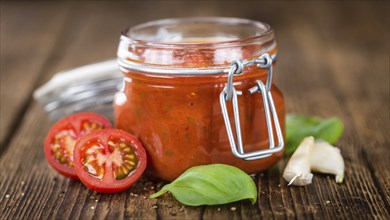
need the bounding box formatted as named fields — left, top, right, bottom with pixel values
left=44, top=112, right=112, bottom=179
left=73, top=129, right=147, bottom=193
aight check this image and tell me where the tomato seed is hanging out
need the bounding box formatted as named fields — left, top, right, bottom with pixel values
left=81, top=121, right=104, bottom=134
left=59, top=156, right=67, bottom=164
left=114, top=168, right=127, bottom=180
left=121, top=165, right=130, bottom=174
left=124, top=154, right=134, bottom=160
left=122, top=162, right=133, bottom=171
left=109, top=141, right=139, bottom=180
left=50, top=129, right=77, bottom=167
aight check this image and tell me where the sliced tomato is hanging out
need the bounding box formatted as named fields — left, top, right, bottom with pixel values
left=73, top=129, right=147, bottom=193
left=44, top=112, right=112, bottom=179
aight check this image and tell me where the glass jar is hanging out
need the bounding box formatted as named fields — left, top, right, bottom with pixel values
left=115, top=17, right=285, bottom=181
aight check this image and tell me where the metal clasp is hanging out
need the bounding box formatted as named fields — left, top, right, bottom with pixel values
left=219, top=53, right=284, bottom=161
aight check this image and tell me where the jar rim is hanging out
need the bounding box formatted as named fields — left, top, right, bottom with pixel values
left=121, top=17, right=274, bottom=48
left=118, top=17, right=277, bottom=75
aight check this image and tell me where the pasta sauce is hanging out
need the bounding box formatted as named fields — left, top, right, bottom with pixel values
left=115, top=18, right=285, bottom=181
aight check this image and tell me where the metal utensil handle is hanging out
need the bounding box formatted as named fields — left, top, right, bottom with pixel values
left=220, top=53, right=284, bottom=161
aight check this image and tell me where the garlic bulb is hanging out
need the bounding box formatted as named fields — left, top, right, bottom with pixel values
left=310, top=141, right=345, bottom=183
left=283, top=136, right=314, bottom=186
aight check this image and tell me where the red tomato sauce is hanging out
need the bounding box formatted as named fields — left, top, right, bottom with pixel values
left=114, top=49, right=285, bottom=181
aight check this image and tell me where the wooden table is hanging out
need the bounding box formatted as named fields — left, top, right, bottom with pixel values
left=1, top=1, right=389, bottom=219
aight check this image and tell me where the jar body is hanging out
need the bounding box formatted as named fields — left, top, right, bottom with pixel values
left=115, top=18, right=285, bottom=181
left=115, top=68, right=285, bottom=181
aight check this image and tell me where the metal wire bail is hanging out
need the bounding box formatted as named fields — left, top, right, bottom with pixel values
left=225, top=60, right=244, bottom=101
left=219, top=53, right=284, bottom=161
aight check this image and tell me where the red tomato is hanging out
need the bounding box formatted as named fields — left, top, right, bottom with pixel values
left=73, top=129, right=147, bottom=193
left=44, top=112, right=112, bottom=179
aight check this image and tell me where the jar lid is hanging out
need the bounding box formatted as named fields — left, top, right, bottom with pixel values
left=34, top=59, right=121, bottom=120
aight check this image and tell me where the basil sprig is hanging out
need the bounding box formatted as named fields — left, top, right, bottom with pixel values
left=150, top=164, right=257, bottom=206
left=286, top=114, right=344, bottom=155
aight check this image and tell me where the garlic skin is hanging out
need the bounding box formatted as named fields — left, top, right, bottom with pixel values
left=283, top=136, right=314, bottom=186
left=310, top=141, right=345, bottom=183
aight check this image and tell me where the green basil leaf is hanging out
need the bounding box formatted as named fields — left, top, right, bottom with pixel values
left=286, top=114, right=344, bottom=155
left=150, top=164, right=257, bottom=206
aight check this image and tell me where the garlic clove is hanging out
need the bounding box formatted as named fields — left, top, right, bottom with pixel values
left=283, top=136, right=314, bottom=186
left=310, top=140, right=345, bottom=183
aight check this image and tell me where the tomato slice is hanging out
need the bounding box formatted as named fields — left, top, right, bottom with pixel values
left=44, top=112, right=112, bottom=179
left=73, top=129, right=147, bottom=193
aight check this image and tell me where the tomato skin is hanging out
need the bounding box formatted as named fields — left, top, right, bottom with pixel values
left=44, top=112, right=112, bottom=179
left=73, top=129, right=147, bottom=193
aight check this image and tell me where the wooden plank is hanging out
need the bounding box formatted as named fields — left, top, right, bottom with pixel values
left=0, top=1, right=389, bottom=220
left=0, top=2, right=70, bottom=148
left=315, top=1, right=390, bottom=214
left=326, top=3, right=390, bottom=209
left=276, top=2, right=390, bottom=219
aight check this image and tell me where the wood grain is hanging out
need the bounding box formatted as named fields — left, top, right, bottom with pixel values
left=0, top=2, right=70, bottom=148
left=0, top=1, right=389, bottom=219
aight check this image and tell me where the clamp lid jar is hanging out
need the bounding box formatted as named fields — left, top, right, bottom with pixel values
left=115, top=17, right=285, bottom=181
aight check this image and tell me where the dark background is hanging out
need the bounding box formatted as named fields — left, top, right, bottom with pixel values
left=1, top=1, right=389, bottom=219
